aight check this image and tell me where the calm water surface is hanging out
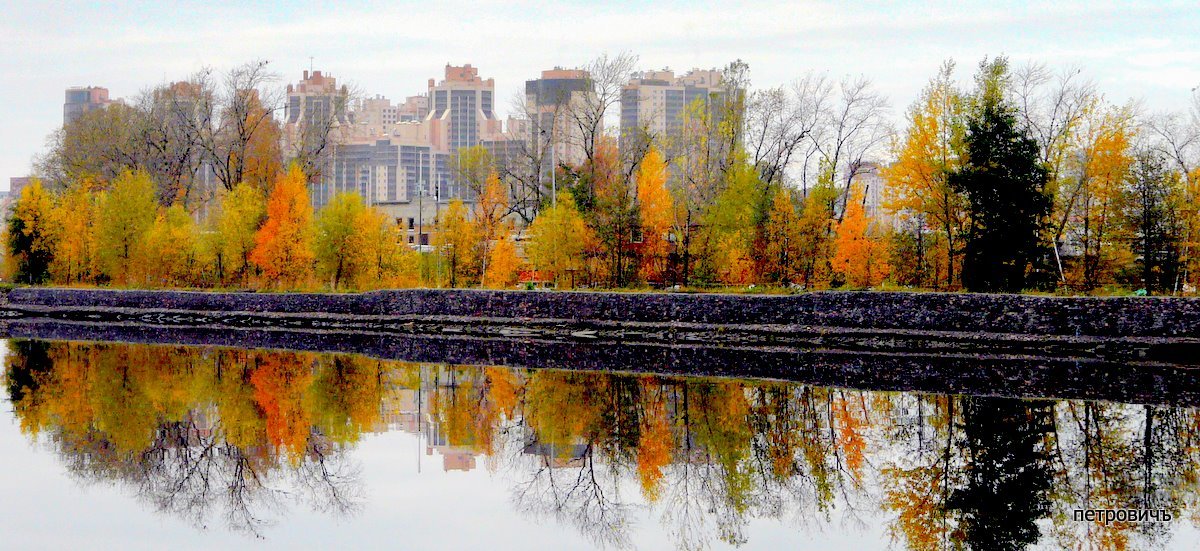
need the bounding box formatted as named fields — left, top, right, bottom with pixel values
left=2, top=339, right=1199, bottom=550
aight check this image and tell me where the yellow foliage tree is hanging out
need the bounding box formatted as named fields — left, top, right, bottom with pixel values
left=526, top=192, right=591, bottom=288
left=434, top=198, right=478, bottom=288
left=832, top=184, right=891, bottom=288
left=883, top=63, right=967, bottom=289
left=763, top=189, right=803, bottom=285
left=250, top=166, right=315, bottom=288
left=210, top=182, right=266, bottom=285
left=5, top=180, right=58, bottom=284
left=795, top=166, right=839, bottom=289
left=315, top=191, right=369, bottom=289
left=353, top=207, right=419, bottom=289
left=637, top=147, right=673, bottom=283
left=50, top=179, right=101, bottom=285
left=97, top=170, right=157, bottom=285
left=1071, top=106, right=1135, bottom=290
left=140, top=204, right=200, bottom=288
left=702, top=158, right=763, bottom=284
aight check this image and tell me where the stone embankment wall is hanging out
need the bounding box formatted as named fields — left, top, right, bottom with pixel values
left=1, top=287, right=1198, bottom=338
left=3, top=287, right=1200, bottom=405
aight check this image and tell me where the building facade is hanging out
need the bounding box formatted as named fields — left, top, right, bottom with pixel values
left=426, top=64, right=504, bottom=154
left=63, top=86, right=113, bottom=126
left=524, top=68, right=594, bottom=169
left=619, top=68, right=730, bottom=150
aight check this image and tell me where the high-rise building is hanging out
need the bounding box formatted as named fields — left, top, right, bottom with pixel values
left=352, top=95, right=432, bottom=137
left=426, top=64, right=503, bottom=154
left=397, top=95, right=429, bottom=122
left=63, top=86, right=112, bottom=126
left=525, top=68, right=594, bottom=169
left=849, top=161, right=898, bottom=231
left=619, top=68, right=730, bottom=149
left=285, top=70, right=350, bottom=129
left=284, top=70, right=354, bottom=209
left=299, top=65, right=526, bottom=242
left=8, top=176, right=32, bottom=198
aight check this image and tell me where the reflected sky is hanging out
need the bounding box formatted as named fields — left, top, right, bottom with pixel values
left=2, top=339, right=1200, bottom=550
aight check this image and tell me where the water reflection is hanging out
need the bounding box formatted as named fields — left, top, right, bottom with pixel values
left=4, top=339, right=1200, bottom=549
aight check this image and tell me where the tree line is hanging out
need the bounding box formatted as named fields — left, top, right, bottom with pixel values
left=8, top=55, right=1200, bottom=294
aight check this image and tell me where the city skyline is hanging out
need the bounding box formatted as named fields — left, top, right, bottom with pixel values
left=3, top=1, right=1199, bottom=187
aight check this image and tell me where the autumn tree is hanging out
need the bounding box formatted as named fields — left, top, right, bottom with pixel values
left=833, top=184, right=891, bottom=288
left=140, top=204, right=200, bottom=287
left=97, top=170, right=157, bottom=285
left=574, top=137, right=637, bottom=286
left=701, top=156, right=768, bottom=284
left=354, top=207, right=418, bottom=289
left=434, top=198, right=478, bottom=288
left=794, top=165, right=839, bottom=288
left=482, top=235, right=521, bottom=289
left=315, top=192, right=369, bottom=289
left=636, top=147, right=673, bottom=283
left=5, top=180, right=57, bottom=284
left=236, top=91, right=284, bottom=192
left=950, top=58, right=1050, bottom=293
left=883, top=62, right=968, bottom=288
left=526, top=192, right=591, bottom=288
left=209, top=182, right=266, bottom=285
left=250, top=166, right=315, bottom=288
left=50, top=179, right=102, bottom=284
left=763, top=189, right=803, bottom=285
left=475, top=170, right=510, bottom=279
left=1067, top=106, right=1136, bottom=290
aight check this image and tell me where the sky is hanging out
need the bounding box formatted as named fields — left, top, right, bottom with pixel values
left=1, top=0, right=1198, bottom=190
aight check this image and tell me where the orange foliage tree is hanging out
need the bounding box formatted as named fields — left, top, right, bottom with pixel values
left=475, top=170, right=509, bottom=278
left=636, top=147, right=673, bottom=283
left=832, top=184, right=891, bottom=288
left=483, top=235, right=521, bottom=289
left=250, top=166, right=315, bottom=288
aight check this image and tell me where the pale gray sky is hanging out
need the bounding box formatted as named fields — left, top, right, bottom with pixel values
left=2, top=0, right=1198, bottom=189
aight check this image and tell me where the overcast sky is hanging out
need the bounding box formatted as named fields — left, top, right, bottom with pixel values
left=1, top=0, right=1198, bottom=190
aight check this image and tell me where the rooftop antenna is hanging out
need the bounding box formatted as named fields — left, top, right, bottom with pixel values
left=309, top=56, right=314, bottom=74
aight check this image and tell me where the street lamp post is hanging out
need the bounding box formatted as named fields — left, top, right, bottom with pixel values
left=416, top=175, right=424, bottom=249
left=540, top=127, right=556, bottom=207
